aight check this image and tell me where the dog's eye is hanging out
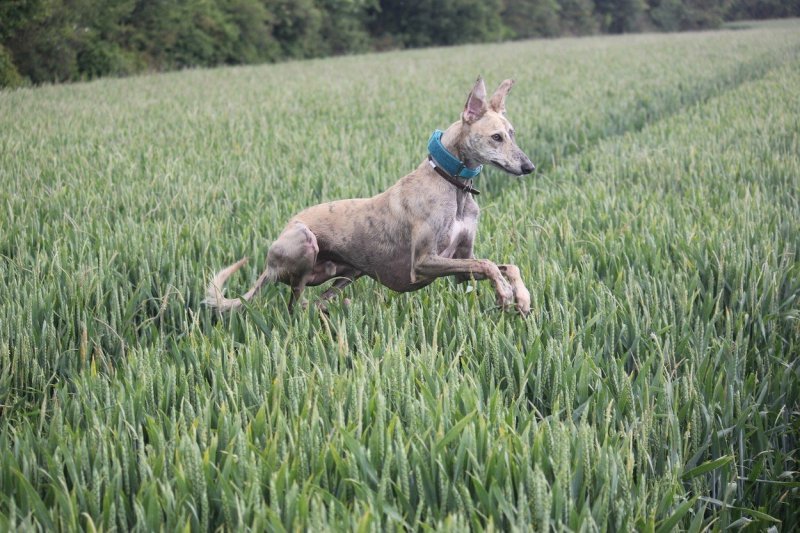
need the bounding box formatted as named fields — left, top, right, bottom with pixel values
left=491, top=133, right=503, bottom=142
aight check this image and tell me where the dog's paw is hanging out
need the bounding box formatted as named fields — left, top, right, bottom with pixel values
left=495, top=279, right=515, bottom=309
left=514, top=286, right=531, bottom=316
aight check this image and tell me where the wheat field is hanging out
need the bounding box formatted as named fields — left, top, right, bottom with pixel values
left=1, top=20, right=799, bottom=531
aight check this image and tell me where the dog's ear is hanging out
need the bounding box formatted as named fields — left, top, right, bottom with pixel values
left=489, top=79, right=515, bottom=114
left=462, top=76, right=487, bottom=124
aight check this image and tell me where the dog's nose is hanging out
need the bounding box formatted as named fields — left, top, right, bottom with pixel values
left=521, top=160, right=535, bottom=175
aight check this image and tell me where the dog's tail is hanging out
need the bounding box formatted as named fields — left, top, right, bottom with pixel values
left=202, top=257, right=275, bottom=312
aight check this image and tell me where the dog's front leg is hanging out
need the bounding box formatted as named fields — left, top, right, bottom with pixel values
left=413, top=253, right=514, bottom=309
left=498, top=264, right=530, bottom=316
left=450, top=241, right=530, bottom=315
left=452, top=264, right=531, bottom=316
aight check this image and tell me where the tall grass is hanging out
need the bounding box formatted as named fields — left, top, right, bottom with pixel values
left=1, top=22, right=799, bottom=530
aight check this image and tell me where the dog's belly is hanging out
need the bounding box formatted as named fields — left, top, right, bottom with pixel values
left=367, top=253, right=434, bottom=292
left=317, top=238, right=425, bottom=292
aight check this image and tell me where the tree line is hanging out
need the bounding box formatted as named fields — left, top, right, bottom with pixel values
left=1, top=0, right=797, bottom=87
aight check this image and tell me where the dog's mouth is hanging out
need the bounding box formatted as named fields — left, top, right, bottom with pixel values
left=491, top=160, right=525, bottom=176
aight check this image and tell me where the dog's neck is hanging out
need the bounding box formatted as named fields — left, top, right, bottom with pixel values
left=433, top=122, right=480, bottom=214
left=440, top=122, right=481, bottom=171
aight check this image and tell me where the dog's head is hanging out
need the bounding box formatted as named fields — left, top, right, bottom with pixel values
left=459, top=77, right=535, bottom=176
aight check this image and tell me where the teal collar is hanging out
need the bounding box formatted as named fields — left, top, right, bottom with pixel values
left=427, top=130, right=482, bottom=179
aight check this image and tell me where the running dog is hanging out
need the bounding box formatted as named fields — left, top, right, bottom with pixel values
left=204, top=77, right=535, bottom=314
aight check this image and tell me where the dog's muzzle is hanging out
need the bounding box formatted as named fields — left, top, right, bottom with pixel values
left=521, top=160, right=535, bottom=174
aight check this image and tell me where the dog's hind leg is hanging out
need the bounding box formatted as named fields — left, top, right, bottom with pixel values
left=319, top=270, right=361, bottom=300
left=266, top=221, right=320, bottom=311
left=314, top=268, right=362, bottom=311
left=204, top=221, right=321, bottom=313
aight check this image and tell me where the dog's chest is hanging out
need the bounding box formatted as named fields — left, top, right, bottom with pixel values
left=440, top=218, right=474, bottom=258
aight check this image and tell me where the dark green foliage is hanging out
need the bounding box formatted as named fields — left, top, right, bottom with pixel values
left=727, top=0, right=800, bottom=20
left=130, top=0, right=239, bottom=68
left=270, top=0, right=324, bottom=58
left=502, top=0, right=562, bottom=39
left=650, top=0, right=729, bottom=31
left=0, top=0, right=139, bottom=83
left=316, top=0, right=373, bottom=55
left=0, top=0, right=45, bottom=42
left=1, top=0, right=799, bottom=86
left=594, top=0, right=648, bottom=32
left=559, top=0, right=599, bottom=35
left=652, top=0, right=693, bottom=30
left=3, top=0, right=79, bottom=83
left=0, top=45, right=22, bottom=88
left=218, top=0, right=279, bottom=64
left=369, top=0, right=506, bottom=48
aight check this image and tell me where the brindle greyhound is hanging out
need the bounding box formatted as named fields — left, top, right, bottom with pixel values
left=203, top=76, right=535, bottom=315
